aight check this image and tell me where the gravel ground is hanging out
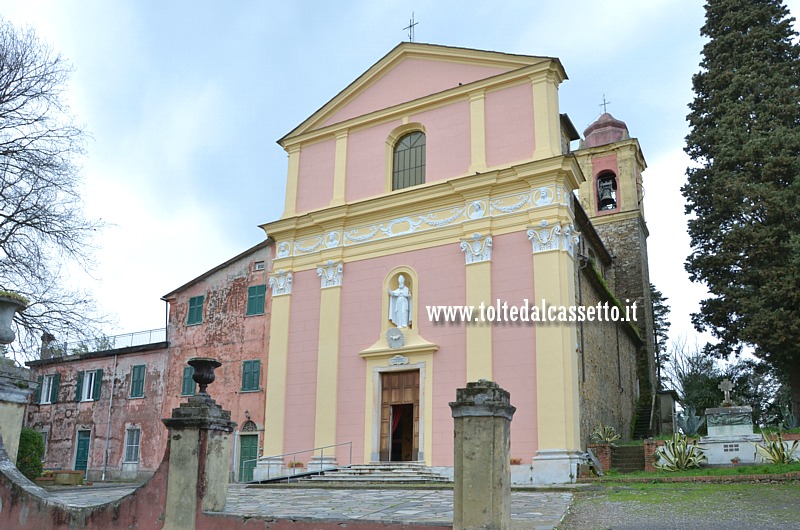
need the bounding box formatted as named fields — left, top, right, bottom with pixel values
left=558, top=481, right=800, bottom=530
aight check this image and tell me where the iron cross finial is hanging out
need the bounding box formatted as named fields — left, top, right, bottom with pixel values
left=599, top=94, right=611, bottom=114
left=403, top=12, right=419, bottom=42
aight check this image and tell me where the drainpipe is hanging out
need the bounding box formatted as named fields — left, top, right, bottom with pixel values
left=576, top=252, right=589, bottom=382
left=102, top=353, right=118, bottom=481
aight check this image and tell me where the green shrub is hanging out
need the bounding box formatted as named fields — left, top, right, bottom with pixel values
left=654, top=433, right=707, bottom=471
left=676, top=406, right=706, bottom=436
left=17, top=427, right=44, bottom=480
left=590, top=423, right=621, bottom=445
left=754, top=430, right=799, bottom=464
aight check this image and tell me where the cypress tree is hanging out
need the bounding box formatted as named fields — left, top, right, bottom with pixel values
left=683, top=0, right=800, bottom=418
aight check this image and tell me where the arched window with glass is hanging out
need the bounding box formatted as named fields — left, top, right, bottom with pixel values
left=392, top=131, right=426, bottom=190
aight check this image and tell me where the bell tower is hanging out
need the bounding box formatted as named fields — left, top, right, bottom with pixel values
left=575, top=113, right=656, bottom=394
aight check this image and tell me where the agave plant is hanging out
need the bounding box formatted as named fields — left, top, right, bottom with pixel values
left=779, top=405, right=799, bottom=430
left=590, top=423, right=621, bottom=445
left=676, top=406, right=706, bottom=436
left=754, top=431, right=799, bottom=464
left=654, top=433, right=707, bottom=471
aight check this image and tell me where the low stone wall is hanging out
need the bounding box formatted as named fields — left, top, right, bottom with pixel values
left=587, top=444, right=612, bottom=472
left=643, top=439, right=661, bottom=472
left=0, top=436, right=169, bottom=530
left=0, top=433, right=450, bottom=529
left=643, top=433, right=800, bottom=472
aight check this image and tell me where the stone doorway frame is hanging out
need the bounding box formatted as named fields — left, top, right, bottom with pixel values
left=370, top=362, right=426, bottom=463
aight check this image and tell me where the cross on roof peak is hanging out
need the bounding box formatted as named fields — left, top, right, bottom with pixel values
left=403, top=13, right=419, bottom=42
left=599, top=95, right=611, bottom=114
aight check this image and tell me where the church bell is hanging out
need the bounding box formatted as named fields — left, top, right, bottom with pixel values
left=597, top=176, right=617, bottom=210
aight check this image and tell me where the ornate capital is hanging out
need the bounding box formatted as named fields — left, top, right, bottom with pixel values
left=460, top=233, right=492, bottom=264
left=317, top=260, right=343, bottom=288
left=527, top=220, right=580, bottom=256
left=269, top=269, right=293, bottom=296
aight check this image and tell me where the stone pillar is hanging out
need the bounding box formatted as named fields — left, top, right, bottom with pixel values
left=0, top=360, right=37, bottom=465
left=161, top=359, right=235, bottom=530
left=450, top=380, right=516, bottom=530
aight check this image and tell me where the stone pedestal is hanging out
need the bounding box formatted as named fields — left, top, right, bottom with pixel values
left=0, top=360, right=37, bottom=465
left=308, top=454, right=338, bottom=473
left=701, top=406, right=759, bottom=465
left=253, top=456, right=285, bottom=481
left=161, top=393, right=235, bottom=530
left=450, top=380, right=516, bottom=530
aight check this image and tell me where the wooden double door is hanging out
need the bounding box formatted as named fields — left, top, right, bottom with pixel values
left=379, top=370, right=419, bottom=462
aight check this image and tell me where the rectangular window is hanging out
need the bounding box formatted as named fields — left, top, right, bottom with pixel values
left=254, top=261, right=265, bottom=271
left=187, top=295, right=204, bottom=325
left=130, top=365, right=146, bottom=398
left=124, top=428, right=141, bottom=463
left=246, top=285, right=267, bottom=316
left=181, top=366, right=196, bottom=396
left=241, top=360, right=261, bottom=392
left=37, top=374, right=60, bottom=404
left=76, top=369, right=103, bottom=402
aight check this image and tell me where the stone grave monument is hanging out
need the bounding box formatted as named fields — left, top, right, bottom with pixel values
left=700, top=379, right=760, bottom=465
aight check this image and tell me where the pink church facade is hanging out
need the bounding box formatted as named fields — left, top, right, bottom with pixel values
left=258, top=43, right=652, bottom=483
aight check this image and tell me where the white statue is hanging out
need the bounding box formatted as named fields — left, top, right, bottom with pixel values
left=388, top=275, right=412, bottom=328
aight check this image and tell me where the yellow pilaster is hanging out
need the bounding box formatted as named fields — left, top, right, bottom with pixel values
left=313, top=276, right=342, bottom=449
left=465, top=259, right=492, bottom=381
left=282, top=145, right=301, bottom=218
left=469, top=90, right=487, bottom=173
left=263, top=286, right=292, bottom=456
left=331, top=131, right=348, bottom=207
left=531, top=73, right=562, bottom=160
left=532, top=243, right=580, bottom=452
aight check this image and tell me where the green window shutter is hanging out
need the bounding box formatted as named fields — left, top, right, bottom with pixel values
left=182, top=366, right=195, bottom=395
left=187, top=295, right=204, bottom=325
left=252, top=360, right=260, bottom=390
left=50, top=373, right=60, bottom=403
left=75, top=371, right=84, bottom=402
left=92, top=369, right=103, bottom=400
left=246, top=285, right=266, bottom=315
left=131, top=365, right=145, bottom=397
left=241, top=360, right=261, bottom=391
left=35, top=375, right=43, bottom=403
left=241, top=361, right=252, bottom=390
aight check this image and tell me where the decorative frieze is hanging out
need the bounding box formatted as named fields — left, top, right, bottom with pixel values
left=269, top=269, right=293, bottom=296
left=275, top=186, right=571, bottom=259
left=316, top=260, right=343, bottom=288
left=527, top=220, right=580, bottom=256
left=460, top=233, right=493, bottom=264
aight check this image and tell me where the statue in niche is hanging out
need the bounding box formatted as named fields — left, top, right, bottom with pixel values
left=388, top=274, right=412, bottom=328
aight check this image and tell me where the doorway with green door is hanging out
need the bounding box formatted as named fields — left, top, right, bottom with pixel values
left=74, top=430, right=91, bottom=473
left=238, top=433, right=259, bottom=482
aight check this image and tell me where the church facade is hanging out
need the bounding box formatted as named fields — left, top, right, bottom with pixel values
left=258, top=43, right=653, bottom=483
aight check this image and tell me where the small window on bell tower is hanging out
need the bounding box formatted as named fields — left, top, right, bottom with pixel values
left=597, top=172, right=618, bottom=211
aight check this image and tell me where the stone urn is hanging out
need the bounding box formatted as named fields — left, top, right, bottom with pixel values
left=0, top=292, right=28, bottom=345
left=188, top=357, right=222, bottom=395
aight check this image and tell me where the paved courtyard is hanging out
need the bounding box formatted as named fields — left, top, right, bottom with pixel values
left=47, top=483, right=573, bottom=529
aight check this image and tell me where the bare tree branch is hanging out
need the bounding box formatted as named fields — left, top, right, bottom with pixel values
left=0, top=18, right=106, bottom=361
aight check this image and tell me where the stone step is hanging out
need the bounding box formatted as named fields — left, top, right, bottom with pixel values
left=307, top=475, right=450, bottom=483
left=306, top=462, right=452, bottom=483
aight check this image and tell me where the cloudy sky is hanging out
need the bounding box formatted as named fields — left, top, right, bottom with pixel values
left=2, top=1, right=798, bottom=347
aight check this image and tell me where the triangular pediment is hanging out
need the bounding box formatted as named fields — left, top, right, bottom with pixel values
left=280, top=43, right=553, bottom=144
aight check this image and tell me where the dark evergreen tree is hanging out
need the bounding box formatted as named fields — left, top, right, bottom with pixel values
left=683, top=0, right=800, bottom=418
left=650, top=283, right=671, bottom=388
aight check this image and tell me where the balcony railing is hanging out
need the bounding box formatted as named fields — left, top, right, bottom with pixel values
left=49, top=328, right=167, bottom=357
